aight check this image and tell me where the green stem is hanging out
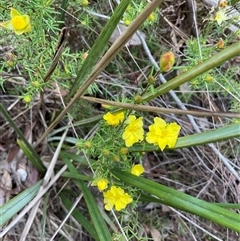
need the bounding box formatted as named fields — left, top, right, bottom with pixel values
left=143, top=40, right=240, bottom=101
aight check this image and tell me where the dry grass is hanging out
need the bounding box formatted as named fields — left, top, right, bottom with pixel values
left=0, top=0, right=239, bottom=240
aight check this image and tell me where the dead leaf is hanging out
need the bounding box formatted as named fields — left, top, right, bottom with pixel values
left=109, top=23, right=146, bottom=46
left=0, top=169, right=12, bottom=191
left=161, top=204, right=171, bottom=213
left=150, top=228, right=162, bottom=241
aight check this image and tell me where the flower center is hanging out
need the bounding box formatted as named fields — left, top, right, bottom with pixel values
left=129, top=125, right=137, bottom=132
left=11, top=16, right=27, bottom=30
left=161, top=129, right=168, bottom=138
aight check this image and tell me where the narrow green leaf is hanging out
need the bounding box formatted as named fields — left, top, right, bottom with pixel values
left=49, top=115, right=102, bottom=136
left=59, top=193, right=99, bottom=241
left=0, top=180, right=42, bottom=226
left=0, top=104, right=45, bottom=173
left=62, top=155, right=112, bottom=241
left=174, top=123, right=240, bottom=149
left=17, top=139, right=46, bottom=173
left=67, top=0, right=132, bottom=99
left=61, top=171, right=93, bottom=181
left=111, top=170, right=240, bottom=232
left=140, top=193, right=240, bottom=209
left=60, top=151, right=93, bottom=166
left=212, top=203, right=240, bottom=209
left=59, top=0, right=69, bottom=25
left=40, top=193, right=49, bottom=241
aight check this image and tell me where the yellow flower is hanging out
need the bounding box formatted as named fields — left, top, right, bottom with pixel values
left=103, top=112, right=124, bottom=127
left=146, top=117, right=181, bottom=151
left=92, top=178, right=109, bottom=192
left=131, top=164, right=144, bottom=176
left=122, top=115, right=144, bottom=147
left=0, top=8, right=31, bottom=35
left=103, top=186, right=133, bottom=211
left=212, top=9, right=228, bottom=25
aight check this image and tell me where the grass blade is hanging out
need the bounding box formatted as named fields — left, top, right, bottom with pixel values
left=0, top=104, right=45, bottom=173
left=59, top=193, right=99, bottom=241
left=130, top=123, right=240, bottom=152
left=67, top=0, right=132, bottom=99
left=111, top=170, right=240, bottom=232
left=0, top=180, right=42, bottom=226
left=62, top=154, right=112, bottom=241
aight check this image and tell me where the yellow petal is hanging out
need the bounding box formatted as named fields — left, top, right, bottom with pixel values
left=22, top=15, right=30, bottom=26
left=157, top=138, right=168, bottom=151
left=0, top=20, right=14, bottom=30
left=131, top=164, right=144, bottom=176
left=167, top=137, right=178, bottom=148
left=14, top=29, right=26, bottom=35
left=24, top=24, right=31, bottom=33
left=154, top=117, right=166, bottom=128
left=10, top=8, right=22, bottom=18
left=104, top=202, right=113, bottom=211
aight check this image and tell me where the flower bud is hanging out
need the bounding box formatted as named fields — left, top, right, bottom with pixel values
left=134, top=95, right=142, bottom=104
left=120, top=147, right=128, bottom=155
left=32, top=80, right=41, bottom=88
left=82, top=52, right=88, bottom=59
left=113, top=155, right=120, bottom=162
left=217, top=38, right=224, bottom=48
left=81, top=0, right=89, bottom=6
left=102, top=149, right=110, bottom=157
left=23, top=95, right=32, bottom=103
left=147, top=75, right=156, bottom=85
left=148, top=13, right=155, bottom=22
left=6, top=60, right=15, bottom=67
left=219, top=0, right=227, bottom=8
left=101, top=104, right=111, bottom=109
left=159, top=52, right=175, bottom=72
left=124, top=19, right=131, bottom=26
left=5, top=52, right=17, bottom=67
left=84, top=141, right=92, bottom=149
left=205, top=75, right=214, bottom=82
